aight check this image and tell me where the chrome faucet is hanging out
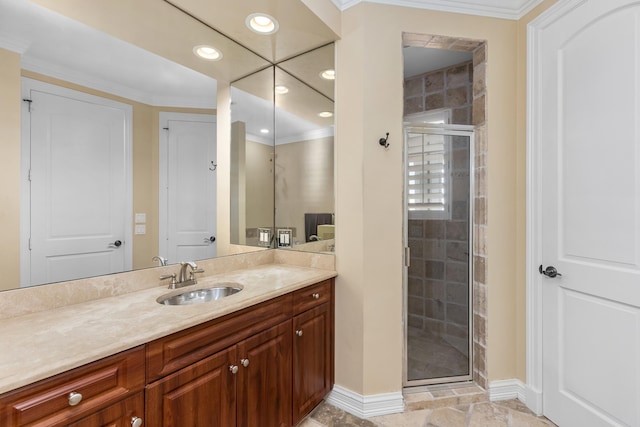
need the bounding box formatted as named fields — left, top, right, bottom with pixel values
left=152, top=255, right=168, bottom=266
left=160, top=261, right=204, bottom=289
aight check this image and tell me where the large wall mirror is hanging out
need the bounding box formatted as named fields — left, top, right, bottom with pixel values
left=0, top=0, right=336, bottom=291
left=230, top=44, right=335, bottom=253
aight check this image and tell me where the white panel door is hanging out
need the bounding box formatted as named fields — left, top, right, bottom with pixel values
left=537, top=1, right=640, bottom=425
left=159, top=113, right=217, bottom=264
left=28, top=84, right=131, bottom=286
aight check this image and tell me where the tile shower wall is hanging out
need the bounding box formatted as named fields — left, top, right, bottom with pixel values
left=406, top=61, right=473, bottom=358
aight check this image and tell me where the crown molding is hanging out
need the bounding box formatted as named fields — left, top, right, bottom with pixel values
left=21, top=56, right=215, bottom=109
left=331, top=0, right=544, bottom=20
left=0, top=30, right=30, bottom=54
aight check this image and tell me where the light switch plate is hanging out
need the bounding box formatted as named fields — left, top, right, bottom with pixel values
left=135, top=224, right=146, bottom=235
left=135, top=213, right=146, bottom=223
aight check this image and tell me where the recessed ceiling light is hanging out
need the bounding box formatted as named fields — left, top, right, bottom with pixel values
left=275, top=85, right=289, bottom=94
left=246, top=13, right=279, bottom=35
left=193, top=45, right=222, bottom=61
left=320, top=69, right=335, bottom=80
left=318, top=112, right=333, bottom=118
left=260, top=129, right=270, bottom=134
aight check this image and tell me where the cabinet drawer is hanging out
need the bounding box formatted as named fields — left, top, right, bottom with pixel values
left=146, top=294, right=293, bottom=382
left=0, top=346, right=145, bottom=427
left=67, top=392, right=143, bottom=427
left=293, top=280, right=332, bottom=315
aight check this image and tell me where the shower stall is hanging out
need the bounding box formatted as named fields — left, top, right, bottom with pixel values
left=404, top=122, right=474, bottom=386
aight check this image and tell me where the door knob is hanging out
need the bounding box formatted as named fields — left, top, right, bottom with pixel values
left=539, top=265, right=562, bottom=278
left=203, top=236, right=216, bottom=243
left=131, top=417, right=143, bottom=427
left=108, top=240, right=122, bottom=248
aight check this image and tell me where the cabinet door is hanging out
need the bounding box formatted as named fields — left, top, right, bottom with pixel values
left=292, top=303, right=332, bottom=425
left=145, top=347, right=236, bottom=427
left=237, top=321, right=292, bottom=427
left=68, top=393, right=143, bottom=427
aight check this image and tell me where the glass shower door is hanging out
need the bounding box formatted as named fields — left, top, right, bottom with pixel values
left=404, top=124, right=474, bottom=385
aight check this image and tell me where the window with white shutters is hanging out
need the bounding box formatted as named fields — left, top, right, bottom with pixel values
left=404, top=109, right=452, bottom=220
left=406, top=132, right=451, bottom=220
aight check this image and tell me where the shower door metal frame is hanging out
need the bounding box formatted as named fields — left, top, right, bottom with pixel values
left=402, top=123, right=475, bottom=388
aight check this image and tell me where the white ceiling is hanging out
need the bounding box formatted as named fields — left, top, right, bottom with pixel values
left=0, top=0, right=217, bottom=108
left=332, top=0, right=544, bottom=19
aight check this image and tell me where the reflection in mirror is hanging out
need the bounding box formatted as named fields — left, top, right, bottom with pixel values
left=228, top=44, right=335, bottom=254
left=229, top=67, right=275, bottom=248
left=0, top=0, right=269, bottom=290
left=274, top=46, right=335, bottom=254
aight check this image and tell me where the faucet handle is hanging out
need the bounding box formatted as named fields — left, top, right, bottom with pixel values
left=189, top=268, right=205, bottom=280
left=160, top=273, right=177, bottom=289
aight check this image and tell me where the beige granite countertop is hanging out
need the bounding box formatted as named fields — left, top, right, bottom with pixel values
left=0, top=262, right=336, bottom=395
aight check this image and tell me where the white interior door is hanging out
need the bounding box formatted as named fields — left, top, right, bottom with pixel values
left=535, top=1, right=640, bottom=425
left=24, top=79, right=132, bottom=286
left=159, top=113, right=217, bottom=264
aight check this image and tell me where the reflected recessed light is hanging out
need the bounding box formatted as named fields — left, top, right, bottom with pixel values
left=320, top=69, right=335, bottom=80
left=193, top=45, right=222, bottom=61
left=275, top=85, right=289, bottom=94
left=260, top=129, right=270, bottom=134
left=246, top=13, right=279, bottom=34
left=318, top=111, right=333, bottom=118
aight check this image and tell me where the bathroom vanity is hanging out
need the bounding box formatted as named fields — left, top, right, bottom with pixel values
left=0, top=252, right=336, bottom=427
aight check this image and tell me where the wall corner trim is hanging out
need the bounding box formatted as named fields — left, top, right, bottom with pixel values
left=488, top=379, right=543, bottom=416
left=326, top=385, right=405, bottom=418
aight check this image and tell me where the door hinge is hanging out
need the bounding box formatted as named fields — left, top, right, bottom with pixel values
left=28, top=237, right=31, bottom=251
left=404, top=247, right=411, bottom=267
left=23, top=98, right=33, bottom=112
left=28, top=169, right=31, bottom=182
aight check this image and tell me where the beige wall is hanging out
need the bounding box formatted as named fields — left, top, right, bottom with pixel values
left=275, top=137, right=334, bottom=244
left=247, top=140, right=274, bottom=233
left=336, top=2, right=523, bottom=395
left=0, top=48, right=21, bottom=291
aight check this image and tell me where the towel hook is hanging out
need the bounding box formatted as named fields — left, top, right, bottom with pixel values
left=379, top=132, right=390, bottom=149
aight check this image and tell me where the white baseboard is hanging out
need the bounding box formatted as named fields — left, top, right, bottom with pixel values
left=489, top=379, right=527, bottom=402
left=325, top=384, right=405, bottom=418
left=489, top=379, right=543, bottom=416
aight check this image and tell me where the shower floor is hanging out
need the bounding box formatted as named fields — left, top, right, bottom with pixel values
left=407, top=326, right=469, bottom=382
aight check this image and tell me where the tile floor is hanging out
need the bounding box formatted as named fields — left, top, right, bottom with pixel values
left=298, top=396, right=558, bottom=427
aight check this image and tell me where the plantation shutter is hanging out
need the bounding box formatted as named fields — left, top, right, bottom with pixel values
left=406, top=132, right=450, bottom=219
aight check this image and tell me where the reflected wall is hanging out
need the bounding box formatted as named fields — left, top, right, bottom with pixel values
left=229, top=44, right=335, bottom=253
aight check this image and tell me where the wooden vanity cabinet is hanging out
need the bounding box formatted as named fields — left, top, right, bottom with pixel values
left=146, top=278, right=334, bottom=427
left=236, top=321, right=292, bottom=427
left=292, top=280, right=334, bottom=425
left=67, top=393, right=144, bottom=427
left=145, top=347, right=237, bottom=427
left=0, top=346, right=145, bottom=427
left=0, top=278, right=334, bottom=427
